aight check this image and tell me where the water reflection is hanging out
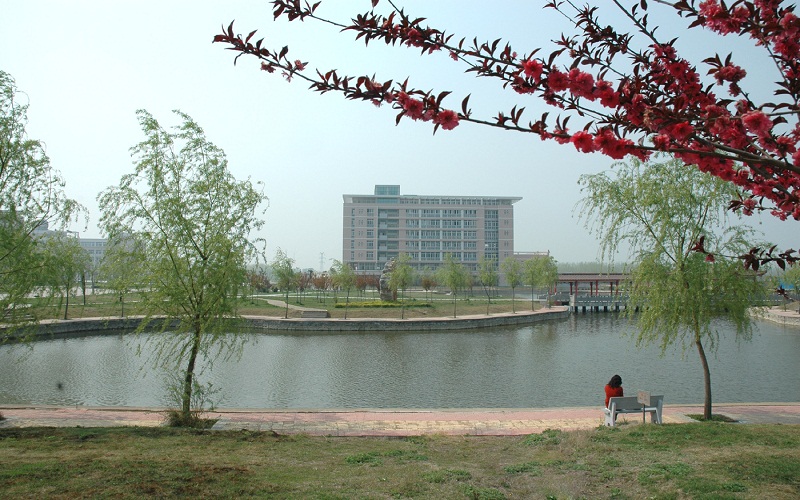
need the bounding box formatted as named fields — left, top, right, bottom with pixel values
left=0, top=315, right=798, bottom=408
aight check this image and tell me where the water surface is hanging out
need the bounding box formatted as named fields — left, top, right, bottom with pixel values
left=1, top=314, right=797, bottom=408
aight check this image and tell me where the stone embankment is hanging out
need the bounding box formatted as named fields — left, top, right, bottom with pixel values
left=1, top=307, right=569, bottom=338
left=759, top=306, right=800, bottom=328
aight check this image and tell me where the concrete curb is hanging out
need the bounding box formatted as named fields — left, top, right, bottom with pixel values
left=2, top=403, right=798, bottom=436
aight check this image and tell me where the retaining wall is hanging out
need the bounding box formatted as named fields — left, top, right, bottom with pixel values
left=2, top=308, right=569, bottom=339
left=759, top=307, right=800, bottom=328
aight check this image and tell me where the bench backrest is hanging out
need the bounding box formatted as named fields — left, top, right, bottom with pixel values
left=608, top=395, right=663, bottom=410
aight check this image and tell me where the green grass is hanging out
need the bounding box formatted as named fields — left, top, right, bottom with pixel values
left=19, top=289, right=548, bottom=322
left=1, top=423, right=798, bottom=498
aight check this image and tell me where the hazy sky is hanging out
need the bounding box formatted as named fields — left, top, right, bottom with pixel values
left=2, top=1, right=796, bottom=270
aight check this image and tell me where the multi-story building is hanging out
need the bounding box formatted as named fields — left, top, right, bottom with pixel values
left=343, top=185, right=521, bottom=274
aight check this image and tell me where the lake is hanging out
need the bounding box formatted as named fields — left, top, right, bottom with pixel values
left=1, top=314, right=798, bottom=408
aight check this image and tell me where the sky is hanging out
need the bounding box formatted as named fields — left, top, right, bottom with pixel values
left=2, top=1, right=797, bottom=271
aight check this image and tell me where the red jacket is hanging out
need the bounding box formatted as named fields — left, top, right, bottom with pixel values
left=605, top=385, right=624, bottom=407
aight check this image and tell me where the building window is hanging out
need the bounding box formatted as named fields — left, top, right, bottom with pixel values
left=421, top=252, right=440, bottom=261
left=366, top=251, right=374, bottom=260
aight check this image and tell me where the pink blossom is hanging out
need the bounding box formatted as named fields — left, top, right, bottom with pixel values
left=547, top=70, right=569, bottom=92
left=570, top=131, right=596, bottom=153
left=742, top=111, right=773, bottom=136
left=294, top=60, right=307, bottom=71
left=403, top=98, right=425, bottom=120
left=714, top=63, right=746, bottom=84
left=260, top=62, right=275, bottom=73
left=652, top=134, right=671, bottom=150
left=568, top=68, right=595, bottom=99
left=667, top=122, right=694, bottom=142
left=522, top=59, right=543, bottom=82
left=792, top=149, right=800, bottom=166
left=593, top=80, right=619, bottom=107
left=594, top=129, right=632, bottom=159
left=743, top=197, right=757, bottom=216
left=705, top=254, right=716, bottom=263
left=433, top=109, right=460, bottom=130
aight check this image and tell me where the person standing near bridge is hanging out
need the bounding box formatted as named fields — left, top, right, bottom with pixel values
left=604, top=374, right=624, bottom=407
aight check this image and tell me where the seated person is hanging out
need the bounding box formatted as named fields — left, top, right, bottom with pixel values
left=604, top=374, right=624, bottom=407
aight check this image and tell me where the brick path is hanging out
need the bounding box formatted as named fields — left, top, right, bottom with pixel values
left=1, top=403, right=798, bottom=436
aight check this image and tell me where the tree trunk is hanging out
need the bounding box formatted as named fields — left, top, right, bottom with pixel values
left=64, top=280, right=70, bottom=320
left=696, top=335, right=713, bottom=420
left=182, top=327, right=202, bottom=418
left=511, top=286, right=516, bottom=313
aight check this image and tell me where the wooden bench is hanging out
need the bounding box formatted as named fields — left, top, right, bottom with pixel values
left=604, top=395, right=664, bottom=427
left=300, top=310, right=330, bottom=319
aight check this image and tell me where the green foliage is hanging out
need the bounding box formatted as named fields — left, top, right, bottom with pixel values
left=782, top=264, right=800, bottom=312
left=41, top=234, right=91, bottom=320
left=388, top=253, right=415, bottom=318
left=501, top=257, right=522, bottom=313
left=330, top=259, right=356, bottom=318
left=578, top=155, right=769, bottom=418
left=271, top=249, right=295, bottom=319
left=0, top=71, right=85, bottom=331
left=436, top=253, right=471, bottom=317
left=97, top=109, right=267, bottom=420
left=522, top=255, right=558, bottom=310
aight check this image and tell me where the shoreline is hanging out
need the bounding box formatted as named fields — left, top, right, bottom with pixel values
left=1, top=306, right=569, bottom=337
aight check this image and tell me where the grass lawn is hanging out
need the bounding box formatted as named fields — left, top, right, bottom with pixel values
left=0, top=423, right=798, bottom=498
left=30, top=289, right=549, bottom=321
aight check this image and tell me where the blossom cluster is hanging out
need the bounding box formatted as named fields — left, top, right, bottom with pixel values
left=218, top=0, right=800, bottom=224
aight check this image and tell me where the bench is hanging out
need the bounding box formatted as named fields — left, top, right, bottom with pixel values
left=604, top=395, right=664, bottom=427
left=300, top=310, right=330, bottom=319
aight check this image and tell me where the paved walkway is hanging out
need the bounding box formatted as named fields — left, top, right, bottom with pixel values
left=1, top=403, right=798, bottom=436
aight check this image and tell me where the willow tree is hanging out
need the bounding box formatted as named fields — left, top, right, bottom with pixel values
left=436, top=253, right=470, bottom=318
left=330, top=259, right=356, bottom=319
left=478, top=256, right=498, bottom=315
left=98, top=110, right=266, bottom=423
left=42, top=234, right=90, bottom=320
left=522, top=255, right=557, bottom=311
left=271, top=248, right=295, bottom=319
left=501, top=257, right=522, bottom=313
left=388, top=253, right=415, bottom=319
left=0, top=71, right=84, bottom=332
left=578, top=156, right=767, bottom=420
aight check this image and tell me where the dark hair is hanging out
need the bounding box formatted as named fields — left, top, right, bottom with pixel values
left=608, top=374, right=622, bottom=388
